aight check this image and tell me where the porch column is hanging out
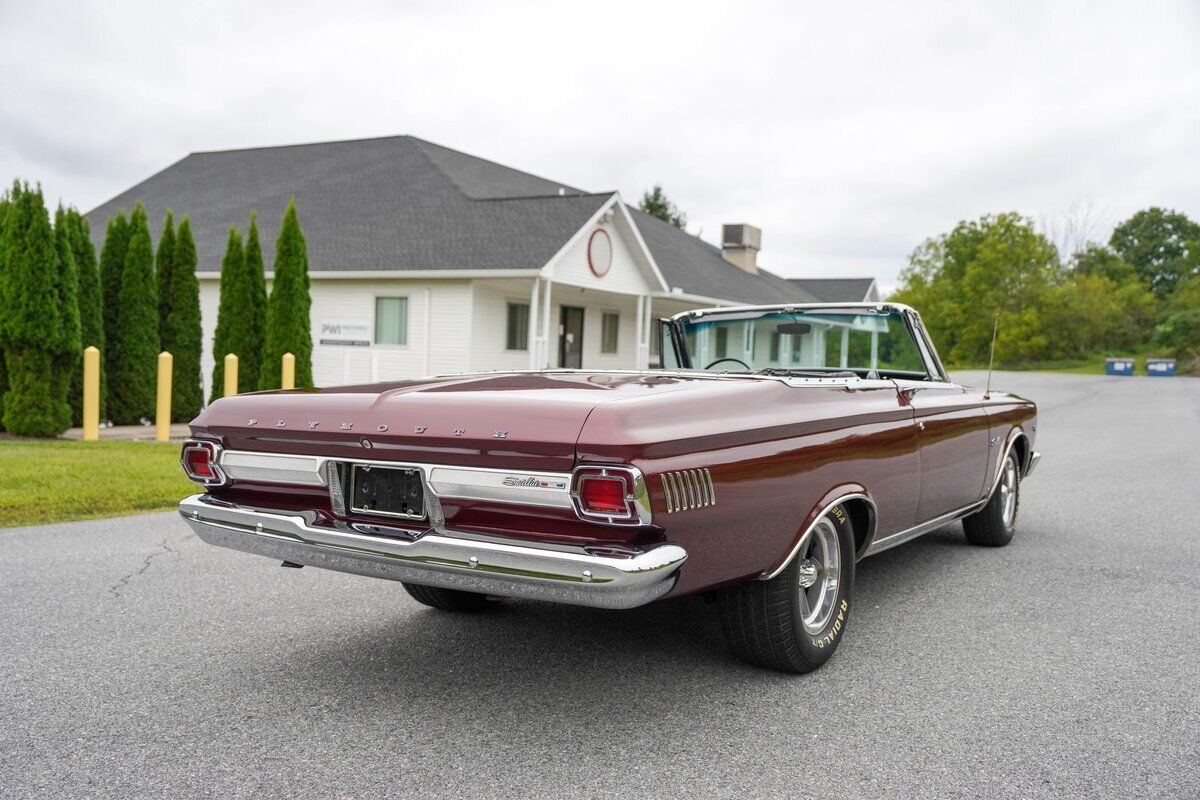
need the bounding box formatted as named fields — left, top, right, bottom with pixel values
left=540, top=278, right=554, bottom=369
left=634, top=295, right=645, bottom=370
left=643, top=296, right=653, bottom=369
left=527, top=278, right=540, bottom=371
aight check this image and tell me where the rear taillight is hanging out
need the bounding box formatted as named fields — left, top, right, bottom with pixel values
left=570, top=466, right=651, bottom=525
left=181, top=440, right=226, bottom=486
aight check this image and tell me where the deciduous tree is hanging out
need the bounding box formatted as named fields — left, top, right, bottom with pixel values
left=1109, top=207, right=1200, bottom=296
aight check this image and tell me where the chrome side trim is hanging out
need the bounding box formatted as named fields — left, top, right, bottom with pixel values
left=760, top=492, right=877, bottom=580
left=861, top=499, right=987, bottom=558
left=179, top=494, right=685, bottom=610
left=986, top=431, right=1030, bottom=500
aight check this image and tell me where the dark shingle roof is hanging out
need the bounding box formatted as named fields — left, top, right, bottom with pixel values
left=630, top=208, right=817, bottom=304
left=788, top=278, right=878, bottom=302
left=85, top=134, right=815, bottom=304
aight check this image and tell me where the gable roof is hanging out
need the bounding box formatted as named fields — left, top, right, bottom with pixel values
left=788, top=277, right=878, bottom=303
left=85, top=134, right=817, bottom=304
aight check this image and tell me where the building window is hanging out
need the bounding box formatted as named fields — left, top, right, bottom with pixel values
left=601, top=312, right=619, bottom=354
left=507, top=302, right=529, bottom=350
left=375, top=297, right=408, bottom=345
left=770, top=332, right=781, bottom=362
left=715, top=327, right=729, bottom=358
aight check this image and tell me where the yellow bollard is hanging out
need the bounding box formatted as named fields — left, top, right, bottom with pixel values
left=281, top=352, right=295, bottom=390
left=224, top=354, right=238, bottom=397
left=82, top=346, right=100, bottom=441
left=156, top=352, right=173, bottom=442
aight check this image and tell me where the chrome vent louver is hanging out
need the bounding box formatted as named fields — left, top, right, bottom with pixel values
left=659, top=468, right=715, bottom=513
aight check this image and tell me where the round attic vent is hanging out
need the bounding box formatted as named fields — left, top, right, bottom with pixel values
left=588, top=228, right=612, bottom=277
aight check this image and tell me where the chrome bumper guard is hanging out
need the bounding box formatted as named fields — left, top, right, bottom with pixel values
left=1025, top=450, right=1042, bottom=478
left=179, top=494, right=686, bottom=610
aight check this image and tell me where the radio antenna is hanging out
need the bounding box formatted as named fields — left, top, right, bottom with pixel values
left=984, top=315, right=999, bottom=399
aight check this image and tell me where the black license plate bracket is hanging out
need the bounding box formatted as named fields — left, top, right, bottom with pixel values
left=349, top=464, right=425, bottom=520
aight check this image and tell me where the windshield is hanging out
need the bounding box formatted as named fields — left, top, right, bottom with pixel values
left=662, top=309, right=934, bottom=380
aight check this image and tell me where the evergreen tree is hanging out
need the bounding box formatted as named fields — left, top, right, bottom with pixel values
left=52, top=206, right=82, bottom=427
left=0, top=183, right=72, bottom=435
left=162, top=216, right=203, bottom=420
left=108, top=204, right=159, bottom=424
left=242, top=213, right=269, bottom=390
left=260, top=200, right=313, bottom=389
left=210, top=216, right=270, bottom=399
left=639, top=185, right=688, bottom=229
left=67, top=209, right=105, bottom=422
left=0, top=189, right=12, bottom=430
left=98, top=211, right=130, bottom=413
left=155, top=211, right=176, bottom=340
left=210, top=225, right=244, bottom=401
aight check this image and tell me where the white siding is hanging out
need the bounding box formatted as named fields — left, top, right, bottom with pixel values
left=199, top=277, right=473, bottom=398
left=470, top=283, right=536, bottom=372
left=550, top=222, right=654, bottom=295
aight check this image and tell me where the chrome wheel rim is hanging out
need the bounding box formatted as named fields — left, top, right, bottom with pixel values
left=999, top=457, right=1018, bottom=528
left=796, top=517, right=841, bottom=635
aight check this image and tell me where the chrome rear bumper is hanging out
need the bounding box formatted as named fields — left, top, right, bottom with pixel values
left=1025, top=450, right=1042, bottom=478
left=178, top=494, right=686, bottom=610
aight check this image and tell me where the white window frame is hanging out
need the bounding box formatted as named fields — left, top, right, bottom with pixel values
left=374, top=296, right=409, bottom=348
left=600, top=310, right=620, bottom=355
left=506, top=300, right=531, bottom=352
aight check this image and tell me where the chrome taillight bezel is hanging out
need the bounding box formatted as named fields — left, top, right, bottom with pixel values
left=181, top=439, right=228, bottom=487
left=570, top=465, right=652, bottom=526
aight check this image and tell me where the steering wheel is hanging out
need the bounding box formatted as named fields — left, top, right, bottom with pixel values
left=705, top=357, right=752, bottom=370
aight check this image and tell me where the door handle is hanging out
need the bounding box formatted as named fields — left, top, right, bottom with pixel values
left=918, top=420, right=926, bottom=431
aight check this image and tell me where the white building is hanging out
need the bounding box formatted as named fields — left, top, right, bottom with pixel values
left=88, top=136, right=871, bottom=394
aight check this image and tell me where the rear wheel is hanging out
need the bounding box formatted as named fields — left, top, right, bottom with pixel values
left=962, top=450, right=1020, bottom=547
left=402, top=583, right=498, bottom=612
left=718, top=505, right=856, bottom=673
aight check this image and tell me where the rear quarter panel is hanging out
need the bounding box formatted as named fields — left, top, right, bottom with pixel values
left=577, top=380, right=921, bottom=595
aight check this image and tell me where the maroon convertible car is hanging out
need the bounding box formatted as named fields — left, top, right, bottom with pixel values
left=179, top=303, right=1039, bottom=673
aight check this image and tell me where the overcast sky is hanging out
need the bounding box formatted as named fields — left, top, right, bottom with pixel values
left=2, top=0, right=1198, bottom=290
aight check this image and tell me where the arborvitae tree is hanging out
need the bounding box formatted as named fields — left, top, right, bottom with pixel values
left=52, top=206, right=82, bottom=427
left=242, top=213, right=269, bottom=390
left=155, top=211, right=176, bottom=340
left=0, top=190, right=12, bottom=430
left=261, top=200, right=313, bottom=389
left=0, top=184, right=72, bottom=435
left=67, top=209, right=105, bottom=422
left=162, top=216, right=203, bottom=421
left=98, top=211, right=129, bottom=413
left=107, top=204, right=159, bottom=424
left=209, top=215, right=270, bottom=400
left=210, top=225, right=245, bottom=401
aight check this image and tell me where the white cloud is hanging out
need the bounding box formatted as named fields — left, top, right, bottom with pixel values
left=2, top=0, right=1197, bottom=287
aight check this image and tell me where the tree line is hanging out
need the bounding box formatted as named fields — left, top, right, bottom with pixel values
left=0, top=183, right=313, bottom=437
left=891, top=207, right=1200, bottom=370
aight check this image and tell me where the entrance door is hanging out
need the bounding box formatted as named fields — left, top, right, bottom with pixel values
left=559, top=306, right=584, bottom=368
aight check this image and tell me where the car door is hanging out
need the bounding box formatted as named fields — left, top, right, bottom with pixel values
left=898, top=380, right=992, bottom=521
left=897, top=311, right=992, bottom=522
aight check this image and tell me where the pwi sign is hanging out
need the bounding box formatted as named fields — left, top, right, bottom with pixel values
left=319, top=319, right=371, bottom=347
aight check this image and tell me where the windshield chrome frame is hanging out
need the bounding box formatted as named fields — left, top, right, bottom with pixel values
left=663, top=302, right=949, bottom=383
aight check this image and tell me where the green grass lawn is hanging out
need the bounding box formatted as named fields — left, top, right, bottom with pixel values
left=951, top=344, right=1180, bottom=376
left=0, top=439, right=194, bottom=528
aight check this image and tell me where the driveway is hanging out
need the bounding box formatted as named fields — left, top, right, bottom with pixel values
left=2, top=372, right=1198, bottom=798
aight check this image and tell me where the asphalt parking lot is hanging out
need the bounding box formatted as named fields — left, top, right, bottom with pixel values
left=2, top=371, right=1198, bottom=799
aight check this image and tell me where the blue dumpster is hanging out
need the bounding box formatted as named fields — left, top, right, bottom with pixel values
left=1105, top=358, right=1134, bottom=376
left=1146, top=359, right=1177, bottom=377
